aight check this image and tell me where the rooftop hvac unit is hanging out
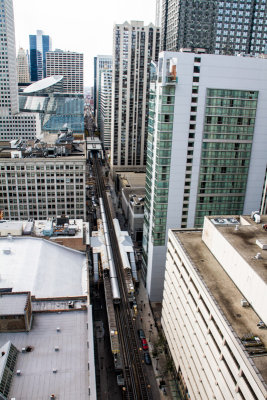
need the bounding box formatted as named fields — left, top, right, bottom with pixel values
left=50, top=395, right=56, bottom=399
left=54, top=346, right=59, bottom=352
left=256, top=239, right=267, bottom=250
left=22, top=348, right=26, bottom=353
left=56, top=327, right=60, bottom=332
left=3, top=248, right=11, bottom=255
left=241, top=299, right=249, bottom=307
left=16, top=370, right=21, bottom=376
left=52, top=369, right=57, bottom=373
left=255, top=252, right=262, bottom=259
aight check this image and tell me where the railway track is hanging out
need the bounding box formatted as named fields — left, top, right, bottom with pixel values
left=92, top=155, right=152, bottom=400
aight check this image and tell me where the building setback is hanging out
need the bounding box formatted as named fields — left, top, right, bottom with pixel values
left=0, top=0, right=39, bottom=141
left=143, top=52, right=267, bottom=301
left=161, top=0, right=267, bottom=55
left=46, top=50, right=84, bottom=94
left=111, top=21, right=160, bottom=172
left=161, top=216, right=267, bottom=400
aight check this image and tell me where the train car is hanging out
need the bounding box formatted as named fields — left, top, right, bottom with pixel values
left=99, top=198, right=121, bottom=304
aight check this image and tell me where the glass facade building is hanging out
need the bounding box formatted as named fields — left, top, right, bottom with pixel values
left=161, top=0, right=267, bottom=55
left=29, top=30, right=52, bottom=81
left=143, top=52, right=267, bottom=301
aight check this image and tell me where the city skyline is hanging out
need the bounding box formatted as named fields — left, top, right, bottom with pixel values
left=13, top=0, right=157, bottom=87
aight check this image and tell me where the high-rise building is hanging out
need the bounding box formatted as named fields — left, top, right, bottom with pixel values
left=100, top=69, right=112, bottom=149
left=46, top=50, right=84, bottom=94
left=161, top=0, right=267, bottom=55
left=94, top=55, right=112, bottom=130
left=29, top=30, right=52, bottom=81
left=111, top=21, right=160, bottom=173
left=16, top=47, right=30, bottom=83
left=0, top=0, right=39, bottom=140
left=0, top=140, right=86, bottom=220
left=143, top=51, right=267, bottom=300
left=161, top=217, right=267, bottom=400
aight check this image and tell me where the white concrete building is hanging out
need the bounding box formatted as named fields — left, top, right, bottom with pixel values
left=161, top=216, right=267, bottom=400
left=111, top=21, right=160, bottom=172
left=143, top=51, right=267, bottom=301
left=100, top=68, right=112, bottom=149
left=0, top=0, right=39, bottom=140
left=46, top=50, right=84, bottom=94
left=94, top=55, right=112, bottom=130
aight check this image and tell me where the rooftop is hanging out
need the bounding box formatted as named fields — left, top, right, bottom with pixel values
left=118, top=172, right=146, bottom=189
left=0, top=237, right=87, bottom=297
left=208, top=215, right=267, bottom=283
left=23, top=75, right=63, bottom=94
left=0, top=293, right=29, bottom=316
left=0, top=310, right=90, bottom=400
left=173, top=228, right=267, bottom=383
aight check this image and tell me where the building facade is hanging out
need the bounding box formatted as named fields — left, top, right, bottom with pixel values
left=100, top=68, right=112, bottom=149
left=29, top=30, right=52, bottom=81
left=161, top=217, right=267, bottom=400
left=143, top=52, right=267, bottom=300
left=0, top=0, right=39, bottom=141
left=16, top=47, right=30, bottom=83
left=161, top=0, right=267, bottom=55
left=94, top=55, right=112, bottom=130
left=111, top=21, right=160, bottom=172
left=0, top=142, right=86, bottom=220
left=46, top=50, right=84, bottom=94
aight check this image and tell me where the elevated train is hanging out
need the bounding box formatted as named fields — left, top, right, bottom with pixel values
left=99, top=198, right=121, bottom=304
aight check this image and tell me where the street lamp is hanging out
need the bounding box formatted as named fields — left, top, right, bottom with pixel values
left=156, top=357, right=159, bottom=370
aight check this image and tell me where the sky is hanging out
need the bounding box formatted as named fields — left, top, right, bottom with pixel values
left=13, top=0, right=157, bottom=87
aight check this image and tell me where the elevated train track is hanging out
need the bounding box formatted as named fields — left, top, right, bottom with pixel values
left=92, top=154, right=152, bottom=400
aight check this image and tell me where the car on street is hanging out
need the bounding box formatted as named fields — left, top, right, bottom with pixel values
left=141, top=338, right=148, bottom=350
left=138, top=329, right=146, bottom=339
left=144, top=352, right=151, bottom=365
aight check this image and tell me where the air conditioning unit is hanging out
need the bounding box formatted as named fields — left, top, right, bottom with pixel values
left=54, top=346, right=59, bottom=352
left=56, top=327, right=60, bottom=332
left=241, top=299, right=249, bottom=307
left=21, top=348, right=26, bottom=353
left=16, top=370, right=21, bottom=376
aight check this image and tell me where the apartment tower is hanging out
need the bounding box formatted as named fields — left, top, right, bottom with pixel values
left=161, top=0, right=267, bottom=55
left=46, top=50, right=84, bottom=94
left=94, top=55, right=112, bottom=130
left=111, top=21, right=160, bottom=172
left=143, top=52, right=267, bottom=300
left=100, top=69, right=112, bottom=149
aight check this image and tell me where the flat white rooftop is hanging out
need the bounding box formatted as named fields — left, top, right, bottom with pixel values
left=0, top=237, right=87, bottom=297
left=0, top=310, right=89, bottom=400
left=0, top=293, right=28, bottom=315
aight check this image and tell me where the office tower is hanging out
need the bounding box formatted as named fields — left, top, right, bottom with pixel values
left=0, top=140, right=86, bottom=220
left=29, top=30, right=52, bottom=81
left=100, top=69, right=112, bottom=149
left=161, top=0, right=267, bottom=55
left=111, top=21, right=160, bottom=173
left=161, top=217, right=267, bottom=400
left=17, top=47, right=30, bottom=83
left=46, top=50, right=84, bottom=94
left=94, top=55, right=112, bottom=130
left=0, top=0, right=39, bottom=140
left=143, top=51, right=267, bottom=300
left=93, top=57, right=97, bottom=117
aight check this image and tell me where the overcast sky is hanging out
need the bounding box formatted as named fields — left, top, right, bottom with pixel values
left=13, top=0, right=157, bottom=87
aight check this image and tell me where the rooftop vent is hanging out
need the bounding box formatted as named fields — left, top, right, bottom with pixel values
left=16, top=370, right=21, bottom=376
left=56, top=327, right=60, bottom=332
left=3, top=248, right=11, bottom=255
left=256, top=239, right=267, bottom=250
left=52, top=369, right=57, bottom=373
left=241, top=299, right=249, bottom=307
left=54, top=346, right=59, bottom=352
left=257, top=321, right=267, bottom=329
left=255, top=253, right=262, bottom=259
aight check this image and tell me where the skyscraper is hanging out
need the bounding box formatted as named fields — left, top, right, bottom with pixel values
left=100, top=69, right=112, bottom=149
left=46, top=50, right=84, bottom=94
left=29, top=30, right=52, bottom=81
left=17, top=47, right=30, bottom=83
left=94, top=55, right=112, bottom=130
left=0, top=0, right=39, bottom=140
left=111, top=21, right=160, bottom=173
left=161, top=0, right=267, bottom=55
left=143, top=51, right=267, bottom=300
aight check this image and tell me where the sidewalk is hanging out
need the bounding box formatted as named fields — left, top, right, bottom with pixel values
left=135, top=275, right=172, bottom=399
